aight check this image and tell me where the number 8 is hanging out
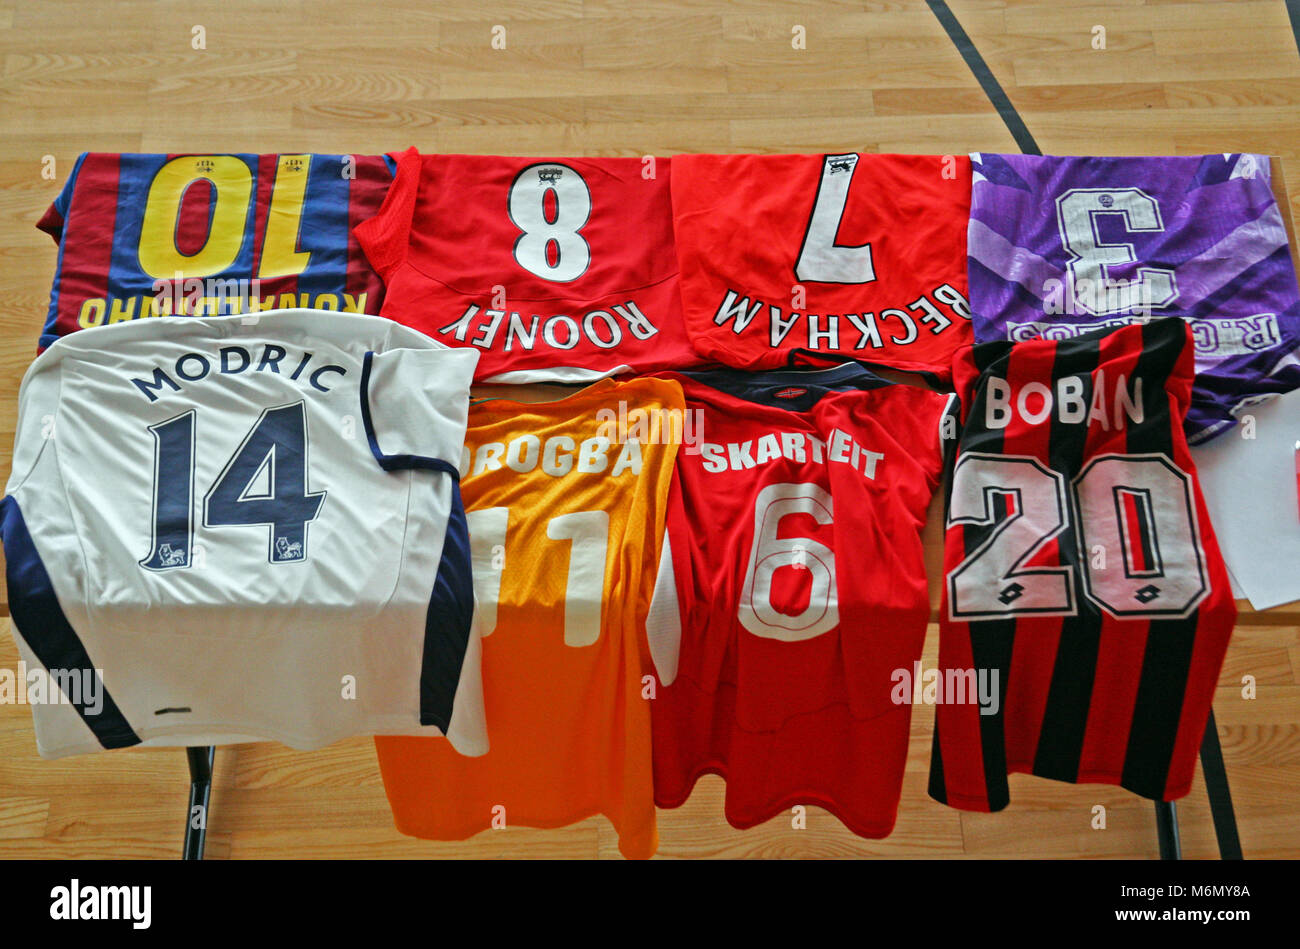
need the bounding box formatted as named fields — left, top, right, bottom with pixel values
left=509, top=163, right=592, bottom=283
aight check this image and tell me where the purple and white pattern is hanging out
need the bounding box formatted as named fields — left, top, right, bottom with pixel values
left=968, top=152, right=1300, bottom=442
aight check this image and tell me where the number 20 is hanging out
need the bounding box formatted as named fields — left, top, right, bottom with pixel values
left=947, top=452, right=1209, bottom=620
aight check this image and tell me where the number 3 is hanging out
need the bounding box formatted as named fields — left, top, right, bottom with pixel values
left=1055, top=188, right=1178, bottom=315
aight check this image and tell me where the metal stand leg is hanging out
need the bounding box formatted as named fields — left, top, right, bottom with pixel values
left=1155, top=801, right=1181, bottom=859
left=182, top=746, right=215, bottom=860
left=1199, top=708, right=1243, bottom=859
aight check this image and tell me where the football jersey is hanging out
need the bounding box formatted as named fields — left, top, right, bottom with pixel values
left=354, top=150, right=705, bottom=383
left=671, top=152, right=973, bottom=376
left=967, top=152, right=1300, bottom=443
left=37, top=152, right=395, bottom=348
left=929, top=319, right=1236, bottom=811
left=1, top=308, right=485, bottom=759
left=375, top=377, right=683, bottom=859
left=647, top=366, right=950, bottom=837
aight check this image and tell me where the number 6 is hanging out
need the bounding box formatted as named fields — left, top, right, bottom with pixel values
left=740, top=482, right=839, bottom=641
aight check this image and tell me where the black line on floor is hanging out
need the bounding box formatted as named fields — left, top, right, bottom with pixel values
left=1286, top=0, right=1300, bottom=58
left=925, top=0, right=1041, bottom=155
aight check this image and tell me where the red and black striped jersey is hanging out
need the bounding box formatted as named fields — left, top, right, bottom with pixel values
left=929, top=318, right=1236, bottom=811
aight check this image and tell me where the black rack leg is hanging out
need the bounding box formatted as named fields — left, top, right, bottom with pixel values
left=182, top=746, right=215, bottom=860
left=1199, top=708, right=1243, bottom=859
left=1155, top=801, right=1181, bottom=859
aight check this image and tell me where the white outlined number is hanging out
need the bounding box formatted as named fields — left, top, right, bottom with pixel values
left=794, top=153, right=876, bottom=285
left=948, top=452, right=1209, bottom=620
left=1055, top=188, right=1177, bottom=315
left=508, top=163, right=592, bottom=282
left=740, top=482, right=839, bottom=641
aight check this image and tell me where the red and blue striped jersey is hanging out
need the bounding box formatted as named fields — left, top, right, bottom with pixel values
left=36, top=152, right=395, bottom=349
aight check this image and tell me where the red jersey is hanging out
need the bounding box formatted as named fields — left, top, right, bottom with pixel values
left=929, top=319, right=1236, bottom=810
left=355, top=150, right=705, bottom=382
left=648, top=365, right=950, bottom=837
left=672, top=152, right=973, bottom=376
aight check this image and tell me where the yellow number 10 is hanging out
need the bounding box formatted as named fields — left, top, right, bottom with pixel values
left=137, top=154, right=312, bottom=280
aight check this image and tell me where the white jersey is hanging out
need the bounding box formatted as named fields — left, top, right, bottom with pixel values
left=1, top=308, right=486, bottom=759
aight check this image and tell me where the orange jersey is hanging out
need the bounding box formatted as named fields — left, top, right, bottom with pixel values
left=375, top=377, right=682, bottom=858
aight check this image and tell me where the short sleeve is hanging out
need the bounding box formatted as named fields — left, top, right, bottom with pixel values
left=360, top=345, right=479, bottom=472
left=644, top=498, right=685, bottom=686
left=909, top=387, right=957, bottom=492
left=5, top=351, right=64, bottom=496
left=36, top=152, right=87, bottom=244
left=353, top=147, right=420, bottom=282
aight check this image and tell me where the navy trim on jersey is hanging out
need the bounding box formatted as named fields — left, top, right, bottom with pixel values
left=359, top=351, right=460, bottom=478
left=680, top=362, right=893, bottom=412
left=0, top=496, right=141, bottom=751
left=785, top=347, right=949, bottom=390
left=419, top=480, right=474, bottom=731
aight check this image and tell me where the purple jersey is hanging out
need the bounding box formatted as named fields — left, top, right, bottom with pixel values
left=968, top=153, right=1300, bottom=443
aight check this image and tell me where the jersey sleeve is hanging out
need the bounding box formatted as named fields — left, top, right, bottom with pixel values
left=4, top=355, right=63, bottom=496
left=35, top=153, right=87, bottom=244
left=1184, top=157, right=1300, bottom=442
left=360, top=345, right=479, bottom=471
left=890, top=384, right=958, bottom=493
left=644, top=476, right=687, bottom=686
left=353, top=147, right=420, bottom=282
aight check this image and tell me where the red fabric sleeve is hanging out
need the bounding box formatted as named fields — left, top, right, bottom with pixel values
left=353, top=146, right=420, bottom=282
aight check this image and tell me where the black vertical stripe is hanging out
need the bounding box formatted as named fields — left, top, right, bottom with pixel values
left=927, top=724, right=949, bottom=804
left=1031, top=331, right=1103, bottom=783
left=1121, top=321, right=1202, bottom=798
left=1128, top=493, right=1156, bottom=574
left=930, top=342, right=1015, bottom=810
left=961, top=353, right=1017, bottom=812
left=929, top=391, right=964, bottom=806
